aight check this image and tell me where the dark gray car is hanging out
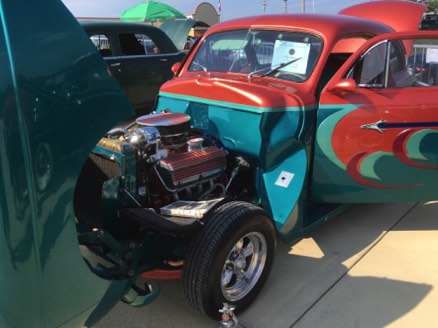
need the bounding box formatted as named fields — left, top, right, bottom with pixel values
left=81, top=21, right=185, bottom=115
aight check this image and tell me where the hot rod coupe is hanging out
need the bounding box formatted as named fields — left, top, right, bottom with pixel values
left=1, top=0, right=437, bottom=327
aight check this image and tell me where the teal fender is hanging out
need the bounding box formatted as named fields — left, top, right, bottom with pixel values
left=156, top=93, right=315, bottom=243
left=260, top=149, right=307, bottom=241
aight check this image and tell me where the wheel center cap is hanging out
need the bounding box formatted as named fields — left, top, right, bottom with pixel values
left=235, top=257, right=246, bottom=270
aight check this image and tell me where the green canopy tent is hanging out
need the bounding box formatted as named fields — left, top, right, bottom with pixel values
left=120, top=1, right=186, bottom=22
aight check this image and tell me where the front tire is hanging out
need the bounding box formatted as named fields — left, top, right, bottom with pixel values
left=183, top=201, right=276, bottom=319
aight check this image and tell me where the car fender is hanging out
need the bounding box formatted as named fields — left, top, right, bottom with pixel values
left=261, top=148, right=307, bottom=237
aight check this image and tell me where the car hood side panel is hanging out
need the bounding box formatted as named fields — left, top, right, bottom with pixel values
left=0, top=0, right=134, bottom=327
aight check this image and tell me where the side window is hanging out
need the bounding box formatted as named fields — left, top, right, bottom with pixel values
left=135, top=34, right=160, bottom=54
left=348, top=38, right=438, bottom=88
left=90, top=34, right=112, bottom=57
left=119, top=33, right=145, bottom=56
left=349, top=42, right=387, bottom=87
left=386, top=40, right=416, bottom=88
left=119, top=33, right=160, bottom=56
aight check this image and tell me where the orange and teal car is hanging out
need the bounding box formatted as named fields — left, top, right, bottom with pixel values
left=1, top=0, right=437, bottom=327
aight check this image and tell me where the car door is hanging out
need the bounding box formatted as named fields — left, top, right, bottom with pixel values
left=313, top=31, right=438, bottom=203
left=88, top=31, right=130, bottom=97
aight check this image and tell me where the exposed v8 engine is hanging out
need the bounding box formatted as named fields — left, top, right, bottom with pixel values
left=97, top=111, right=233, bottom=218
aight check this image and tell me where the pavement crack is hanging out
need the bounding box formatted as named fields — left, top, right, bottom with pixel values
left=289, top=202, right=419, bottom=328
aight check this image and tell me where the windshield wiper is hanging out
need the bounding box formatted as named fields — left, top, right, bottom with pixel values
left=248, top=57, right=302, bottom=80
left=260, top=57, right=302, bottom=77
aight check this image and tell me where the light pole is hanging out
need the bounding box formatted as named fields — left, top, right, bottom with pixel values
left=262, top=0, right=267, bottom=13
left=302, top=0, right=305, bottom=13
left=283, top=0, right=288, bottom=13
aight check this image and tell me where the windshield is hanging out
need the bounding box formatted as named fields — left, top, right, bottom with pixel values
left=188, top=29, right=322, bottom=82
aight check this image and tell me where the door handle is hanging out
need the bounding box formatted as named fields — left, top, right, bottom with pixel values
left=160, top=58, right=168, bottom=62
left=110, top=62, right=121, bottom=67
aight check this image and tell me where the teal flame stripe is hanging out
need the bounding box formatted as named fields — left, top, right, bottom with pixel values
left=315, top=104, right=363, bottom=169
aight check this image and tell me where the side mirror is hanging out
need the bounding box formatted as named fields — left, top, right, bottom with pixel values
left=171, top=62, right=181, bottom=75
left=326, top=78, right=357, bottom=94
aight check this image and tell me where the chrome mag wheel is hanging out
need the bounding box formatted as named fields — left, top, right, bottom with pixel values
left=221, top=232, right=267, bottom=301
left=183, top=201, right=276, bottom=319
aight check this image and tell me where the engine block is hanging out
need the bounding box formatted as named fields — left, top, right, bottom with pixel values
left=158, top=146, right=228, bottom=188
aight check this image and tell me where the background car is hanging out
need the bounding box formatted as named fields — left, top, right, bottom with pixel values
left=81, top=21, right=185, bottom=115
left=421, top=14, right=438, bottom=30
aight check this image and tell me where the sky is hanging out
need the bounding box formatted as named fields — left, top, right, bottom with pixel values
left=61, top=0, right=371, bottom=21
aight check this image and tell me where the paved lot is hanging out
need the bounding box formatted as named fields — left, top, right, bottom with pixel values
left=95, top=201, right=438, bottom=328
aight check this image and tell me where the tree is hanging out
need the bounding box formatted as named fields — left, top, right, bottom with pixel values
left=427, top=0, right=438, bottom=13
left=409, top=0, right=438, bottom=13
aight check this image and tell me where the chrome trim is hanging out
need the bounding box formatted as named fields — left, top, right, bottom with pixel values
left=361, top=119, right=385, bottom=133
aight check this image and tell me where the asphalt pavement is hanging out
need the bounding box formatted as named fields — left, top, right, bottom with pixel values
left=94, top=201, right=438, bottom=328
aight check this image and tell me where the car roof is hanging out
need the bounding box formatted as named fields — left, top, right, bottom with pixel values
left=79, top=20, right=161, bottom=32
left=204, top=14, right=393, bottom=43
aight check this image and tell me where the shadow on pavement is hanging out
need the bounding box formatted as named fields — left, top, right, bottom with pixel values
left=239, top=202, right=436, bottom=327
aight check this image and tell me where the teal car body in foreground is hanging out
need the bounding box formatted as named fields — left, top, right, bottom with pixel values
left=0, top=0, right=143, bottom=326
